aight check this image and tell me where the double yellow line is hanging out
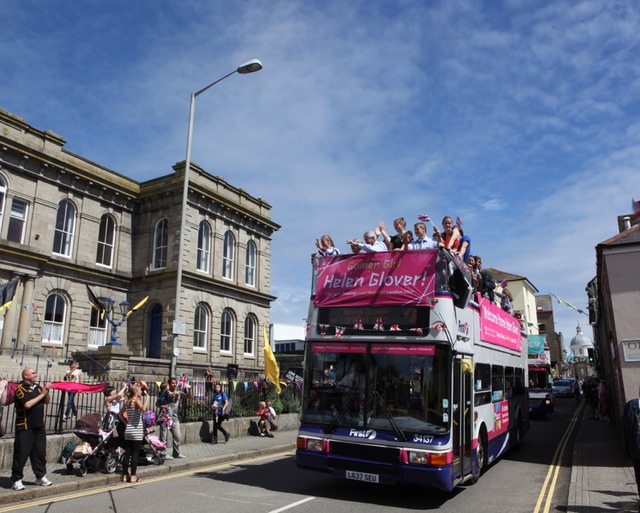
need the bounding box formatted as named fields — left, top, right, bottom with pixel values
left=533, top=402, right=584, bottom=513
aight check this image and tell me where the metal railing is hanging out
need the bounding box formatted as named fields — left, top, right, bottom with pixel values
left=0, top=379, right=302, bottom=438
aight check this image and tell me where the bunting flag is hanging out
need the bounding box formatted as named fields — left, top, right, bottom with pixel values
left=410, top=327, right=424, bottom=336
left=373, top=316, right=384, bottom=331
left=549, top=292, right=588, bottom=315
left=0, top=278, right=19, bottom=311
left=335, top=326, right=345, bottom=339
left=86, top=285, right=104, bottom=317
left=319, top=324, right=328, bottom=337
left=126, top=296, right=149, bottom=318
left=263, top=326, right=281, bottom=394
left=353, top=318, right=364, bottom=330
left=390, top=324, right=400, bottom=331
left=431, top=322, right=446, bottom=331
left=306, top=322, right=312, bottom=332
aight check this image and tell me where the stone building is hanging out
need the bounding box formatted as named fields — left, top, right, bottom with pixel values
left=0, top=108, right=279, bottom=381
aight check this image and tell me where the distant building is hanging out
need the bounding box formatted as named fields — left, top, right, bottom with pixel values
left=535, top=294, right=563, bottom=375
left=271, top=323, right=305, bottom=353
left=0, top=108, right=279, bottom=381
left=484, top=268, right=539, bottom=335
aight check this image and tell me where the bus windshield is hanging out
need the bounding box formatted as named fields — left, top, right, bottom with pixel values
left=302, top=342, right=450, bottom=435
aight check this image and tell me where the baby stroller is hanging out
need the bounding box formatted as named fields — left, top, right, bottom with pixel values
left=62, top=412, right=119, bottom=476
left=127, top=411, right=167, bottom=466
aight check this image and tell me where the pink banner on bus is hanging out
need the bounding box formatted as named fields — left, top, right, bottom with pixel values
left=314, top=251, right=437, bottom=307
left=478, top=296, right=522, bottom=352
left=312, top=343, right=435, bottom=356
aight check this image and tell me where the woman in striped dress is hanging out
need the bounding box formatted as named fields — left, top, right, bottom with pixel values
left=121, top=384, right=148, bottom=483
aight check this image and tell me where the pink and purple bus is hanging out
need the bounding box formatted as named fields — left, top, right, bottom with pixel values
left=295, top=249, right=529, bottom=491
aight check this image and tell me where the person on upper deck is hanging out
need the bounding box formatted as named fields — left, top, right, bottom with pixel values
left=433, top=216, right=461, bottom=252
left=315, top=235, right=340, bottom=256
left=456, top=227, right=471, bottom=263
left=381, top=217, right=408, bottom=250
left=347, top=230, right=387, bottom=252
left=404, top=222, right=441, bottom=250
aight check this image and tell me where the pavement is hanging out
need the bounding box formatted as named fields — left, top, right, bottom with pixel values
left=0, top=407, right=638, bottom=511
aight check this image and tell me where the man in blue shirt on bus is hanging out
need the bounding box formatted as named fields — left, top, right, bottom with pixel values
left=405, top=222, right=441, bottom=250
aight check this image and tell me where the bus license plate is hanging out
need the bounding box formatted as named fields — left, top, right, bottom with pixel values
left=346, top=470, right=379, bottom=483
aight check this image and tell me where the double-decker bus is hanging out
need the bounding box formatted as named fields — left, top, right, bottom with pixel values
left=295, top=249, right=529, bottom=491
left=527, top=335, right=554, bottom=415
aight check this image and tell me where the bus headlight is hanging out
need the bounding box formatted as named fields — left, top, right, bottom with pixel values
left=407, top=450, right=429, bottom=464
left=297, top=437, right=326, bottom=453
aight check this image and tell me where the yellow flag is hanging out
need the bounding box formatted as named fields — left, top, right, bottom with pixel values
left=263, top=326, right=281, bottom=394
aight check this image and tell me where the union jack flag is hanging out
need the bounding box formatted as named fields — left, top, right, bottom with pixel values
left=335, top=326, right=345, bottom=339
left=306, top=322, right=312, bottom=332
left=353, top=318, right=364, bottom=330
left=373, top=317, right=384, bottom=331
left=633, top=197, right=640, bottom=219
left=431, top=322, right=446, bottom=331
left=390, top=324, right=400, bottom=331
left=417, top=214, right=431, bottom=222
left=410, top=327, right=424, bottom=336
left=455, top=216, right=463, bottom=227
left=320, top=323, right=328, bottom=337
left=178, top=373, right=190, bottom=389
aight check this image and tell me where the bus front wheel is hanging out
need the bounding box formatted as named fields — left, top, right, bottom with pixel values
left=476, top=429, right=488, bottom=477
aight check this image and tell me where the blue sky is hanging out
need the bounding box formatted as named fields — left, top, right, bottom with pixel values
left=2, top=0, right=640, bottom=349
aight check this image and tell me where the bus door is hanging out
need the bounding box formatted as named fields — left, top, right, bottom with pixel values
left=452, top=356, right=474, bottom=480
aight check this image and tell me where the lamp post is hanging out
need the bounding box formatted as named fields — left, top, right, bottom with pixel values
left=103, top=297, right=132, bottom=346
left=171, top=59, right=263, bottom=378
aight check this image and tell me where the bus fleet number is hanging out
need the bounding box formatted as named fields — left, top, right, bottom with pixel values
left=413, top=434, right=434, bottom=444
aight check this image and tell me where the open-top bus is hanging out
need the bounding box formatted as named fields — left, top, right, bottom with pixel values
left=295, top=249, right=529, bottom=491
left=527, top=335, right=554, bottom=415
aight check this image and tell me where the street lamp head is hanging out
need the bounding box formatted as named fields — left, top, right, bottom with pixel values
left=237, top=59, right=263, bottom=74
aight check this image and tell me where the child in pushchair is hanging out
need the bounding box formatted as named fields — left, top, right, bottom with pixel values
left=61, top=412, right=120, bottom=476
left=137, top=410, right=167, bottom=466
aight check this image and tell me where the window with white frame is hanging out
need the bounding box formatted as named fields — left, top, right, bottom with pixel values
left=220, top=308, right=234, bottom=353
left=153, top=218, right=168, bottom=270
left=96, top=214, right=116, bottom=267
left=53, top=199, right=76, bottom=257
left=42, top=293, right=66, bottom=345
left=222, top=230, right=235, bottom=280
left=196, top=221, right=211, bottom=273
left=7, top=197, right=28, bottom=244
left=245, top=240, right=256, bottom=286
left=88, top=305, right=107, bottom=346
left=244, top=315, right=256, bottom=355
left=193, top=304, right=209, bottom=350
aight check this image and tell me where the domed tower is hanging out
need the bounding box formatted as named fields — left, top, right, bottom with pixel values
left=569, top=323, right=593, bottom=359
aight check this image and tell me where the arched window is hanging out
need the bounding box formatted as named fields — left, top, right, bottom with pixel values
left=220, top=309, right=234, bottom=353
left=245, top=240, right=257, bottom=286
left=43, top=293, right=66, bottom=345
left=96, top=214, right=116, bottom=267
left=89, top=304, right=107, bottom=346
left=153, top=218, right=168, bottom=270
left=193, top=304, right=209, bottom=350
left=244, top=315, right=256, bottom=355
left=222, top=231, right=235, bottom=280
left=196, top=221, right=211, bottom=273
left=53, top=199, right=76, bottom=257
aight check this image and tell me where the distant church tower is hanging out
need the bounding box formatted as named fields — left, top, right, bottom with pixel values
left=569, top=323, right=593, bottom=359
